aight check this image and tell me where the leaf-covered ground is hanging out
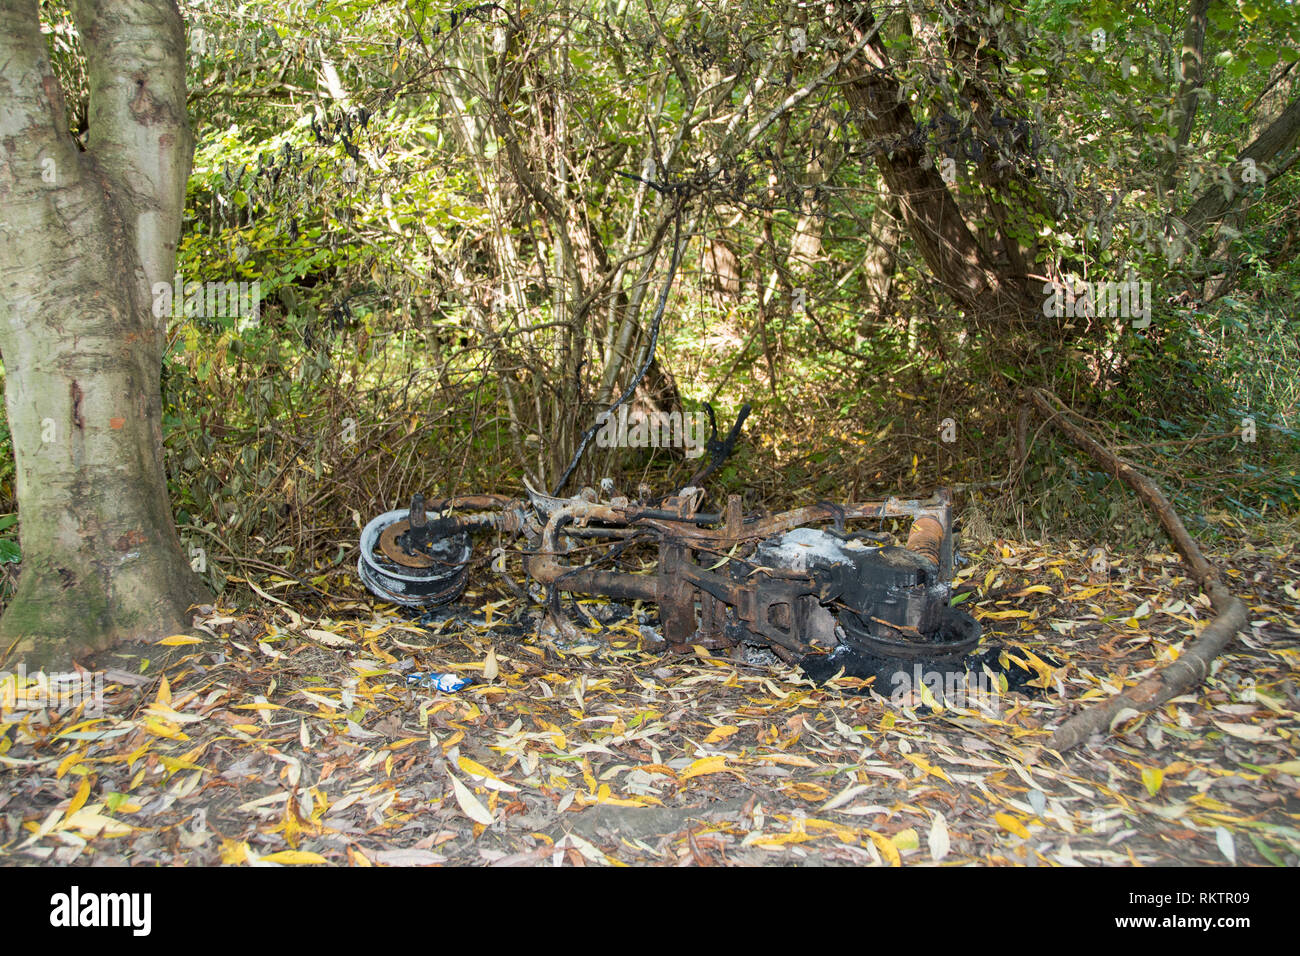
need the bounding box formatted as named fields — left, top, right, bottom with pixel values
left=2, top=535, right=1297, bottom=866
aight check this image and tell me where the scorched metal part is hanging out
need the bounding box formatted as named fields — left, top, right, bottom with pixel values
left=358, top=483, right=982, bottom=673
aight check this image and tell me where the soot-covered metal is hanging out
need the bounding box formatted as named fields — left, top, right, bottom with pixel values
left=359, top=480, right=985, bottom=682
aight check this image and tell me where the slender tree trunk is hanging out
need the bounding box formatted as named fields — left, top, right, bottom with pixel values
left=837, top=6, right=1034, bottom=325
left=860, top=195, right=901, bottom=322
left=0, top=0, right=206, bottom=667
left=1162, top=0, right=1211, bottom=193
left=790, top=120, right=838, bottom=270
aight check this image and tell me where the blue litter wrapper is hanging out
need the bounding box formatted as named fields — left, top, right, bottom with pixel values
left=406, top=672, right=472, bottom=693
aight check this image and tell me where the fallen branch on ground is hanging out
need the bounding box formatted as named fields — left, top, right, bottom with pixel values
left=1024, top=387, right=1250, bottom=756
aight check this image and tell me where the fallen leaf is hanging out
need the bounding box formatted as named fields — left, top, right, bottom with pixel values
left=448, top=770, right=494, bottom=825
left=304, top=628, right=354, bottom=647
left=1215, top=827, right=1236, bottom=864
left=928, top=812, right=950, bottom=861
left=995, top=812, right=1031, bottom=839
left=260, top=850, right=330, bottom=865
left=1141, top=766, right=1164, bottom=796
left=679, top=755, right=734, bottom=781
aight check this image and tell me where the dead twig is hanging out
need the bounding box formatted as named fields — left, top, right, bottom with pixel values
left=1024, top=387, right=1249, bottom=756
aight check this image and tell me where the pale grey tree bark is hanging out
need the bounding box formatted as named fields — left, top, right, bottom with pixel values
left=0, top=0, right=207, bottom=667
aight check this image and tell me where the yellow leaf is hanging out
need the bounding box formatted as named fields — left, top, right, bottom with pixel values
left=635, top=764, right=679, bottom=781
left=156, top=674, right=171, bottom=707
left=458, top=755, right=500, bottom=782
left=995, top=812, right=1031, bottom=839
left=56, top=751, right=83, bottom=780
left=143, top=718, right=189, bottom=741
left=63, top=807, right=131, bottom=837
left=156, top=635, right=203, bottom=646
left=750, top=830, right=818, bottom=848
left=704, top=725, right=738, bottom=744
left=278, top=802, right=304, bottom=849
left=1142, top=766, right=1164, bottom=796
left=144, top=702, right=203, bottom=723
left=892, top=827, right=919, bottom=851
left=483, top=647, right=498, bottom=681
left=161, top=756, right=207, bottom=775
left=220, top=840, right=249, bottom=864
left=680, top=755, right=732, bottom=781
left=125, top=741, right=151, bottom=771
left=782, top=781, right=830, bottom=802
left=1019, top=649, right=1058, bottom=688
left=67, top=776, right=91, bottom=818
left=802, top=818, right=860, bottom=844
left=917, top=679, right=943, bottom=711
left=260, top=850, right=329, bottom=865
left=863, top=829, right=901, bottom=866
left=1265, top=760, right=1300, bottom=775
left=904, top=754, right=952, bottom=783
left=581, top=784, right=661, bottom=809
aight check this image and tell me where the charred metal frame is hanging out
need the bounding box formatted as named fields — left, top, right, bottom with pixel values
left=521, top=488, right=953, bottom=658
left=360, top=483, right=960, bottom=663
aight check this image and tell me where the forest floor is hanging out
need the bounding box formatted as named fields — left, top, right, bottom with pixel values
left=1, top=534, right=1297, bottom=867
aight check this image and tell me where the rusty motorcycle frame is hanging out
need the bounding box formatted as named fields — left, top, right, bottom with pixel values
left=358, top=482, right=981, bottom=668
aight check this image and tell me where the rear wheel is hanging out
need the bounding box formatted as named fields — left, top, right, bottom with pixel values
left=357, top=504, right=472, bottom=607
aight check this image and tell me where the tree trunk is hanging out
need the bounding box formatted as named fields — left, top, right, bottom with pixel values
left=1178, top=92, right=1300, bottom=238
left=0, top=0, right=207, bottom=668
left=1162, top=0, right=1211, bottom=193
left=860, top=195, right=901, bottom=322
left=837, top=5, right=1035, bottom=326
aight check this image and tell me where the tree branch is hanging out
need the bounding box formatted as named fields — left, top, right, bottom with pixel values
left=1023, top=388, right=1249, bottom=756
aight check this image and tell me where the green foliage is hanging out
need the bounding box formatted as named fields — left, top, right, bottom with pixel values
left=3, top=0, right=1299, bottom=597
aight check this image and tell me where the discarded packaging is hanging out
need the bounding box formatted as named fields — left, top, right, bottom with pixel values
left=406, top=672, right=471, bottom=693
